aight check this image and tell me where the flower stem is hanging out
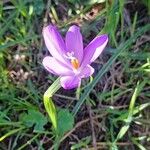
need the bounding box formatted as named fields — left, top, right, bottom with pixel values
left=43, top=77, right=61, bottom=130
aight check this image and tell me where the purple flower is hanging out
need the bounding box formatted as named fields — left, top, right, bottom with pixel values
left=42, top=25, right=108, bottom=89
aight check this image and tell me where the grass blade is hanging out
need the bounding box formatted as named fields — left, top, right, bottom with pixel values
left=115, top=81, right=146, bottom=141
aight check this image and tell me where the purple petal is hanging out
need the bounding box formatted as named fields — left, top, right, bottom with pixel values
left=43, top=56, right=73, bottom=76
left=43, top=25, right=67, bottom=64
left=80, top=65, right=94, bottom=78
left=81, top=34, right=108, bottom=67
left=60, top=76, right=81, bottom=89
left=65, top=25, right=83, bottom=63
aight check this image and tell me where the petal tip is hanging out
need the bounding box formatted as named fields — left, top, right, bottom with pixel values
left=69, top=24, right=80, bottom=32
left=42, top=24, right=55, bottom=34
left=99, top=34, right=109, bottom=43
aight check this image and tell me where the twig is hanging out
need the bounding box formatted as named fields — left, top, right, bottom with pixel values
left=82, top=142, right=132, bottom=150
left=87, top=105, right=97, bottom=150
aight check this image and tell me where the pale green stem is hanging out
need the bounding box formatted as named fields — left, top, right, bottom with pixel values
left=43, top=77, right=61, bottom=130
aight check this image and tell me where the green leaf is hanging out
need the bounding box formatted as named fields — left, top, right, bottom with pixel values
left=115, top=124, right=130, bottom=141
left=57, top=109, right=74, bottom=136
left=20, top=109, right=48, bottom=132
left=132, top=138, right=147, bottom=150
left=128, top=81, right=146, bottom=117
left=0, top=127, right=24, bottom=142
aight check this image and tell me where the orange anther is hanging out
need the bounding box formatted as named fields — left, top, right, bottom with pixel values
left=71, top=58, right=79, bottom=69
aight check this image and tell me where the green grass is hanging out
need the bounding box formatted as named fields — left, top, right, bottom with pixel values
left=0, top=0, right=150, bottom=149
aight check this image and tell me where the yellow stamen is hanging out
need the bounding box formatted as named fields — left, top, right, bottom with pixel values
left=71, top=58, right=79, bottom=69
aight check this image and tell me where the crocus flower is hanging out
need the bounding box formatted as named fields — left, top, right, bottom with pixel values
left=43, top=25, right=108, bottom=89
